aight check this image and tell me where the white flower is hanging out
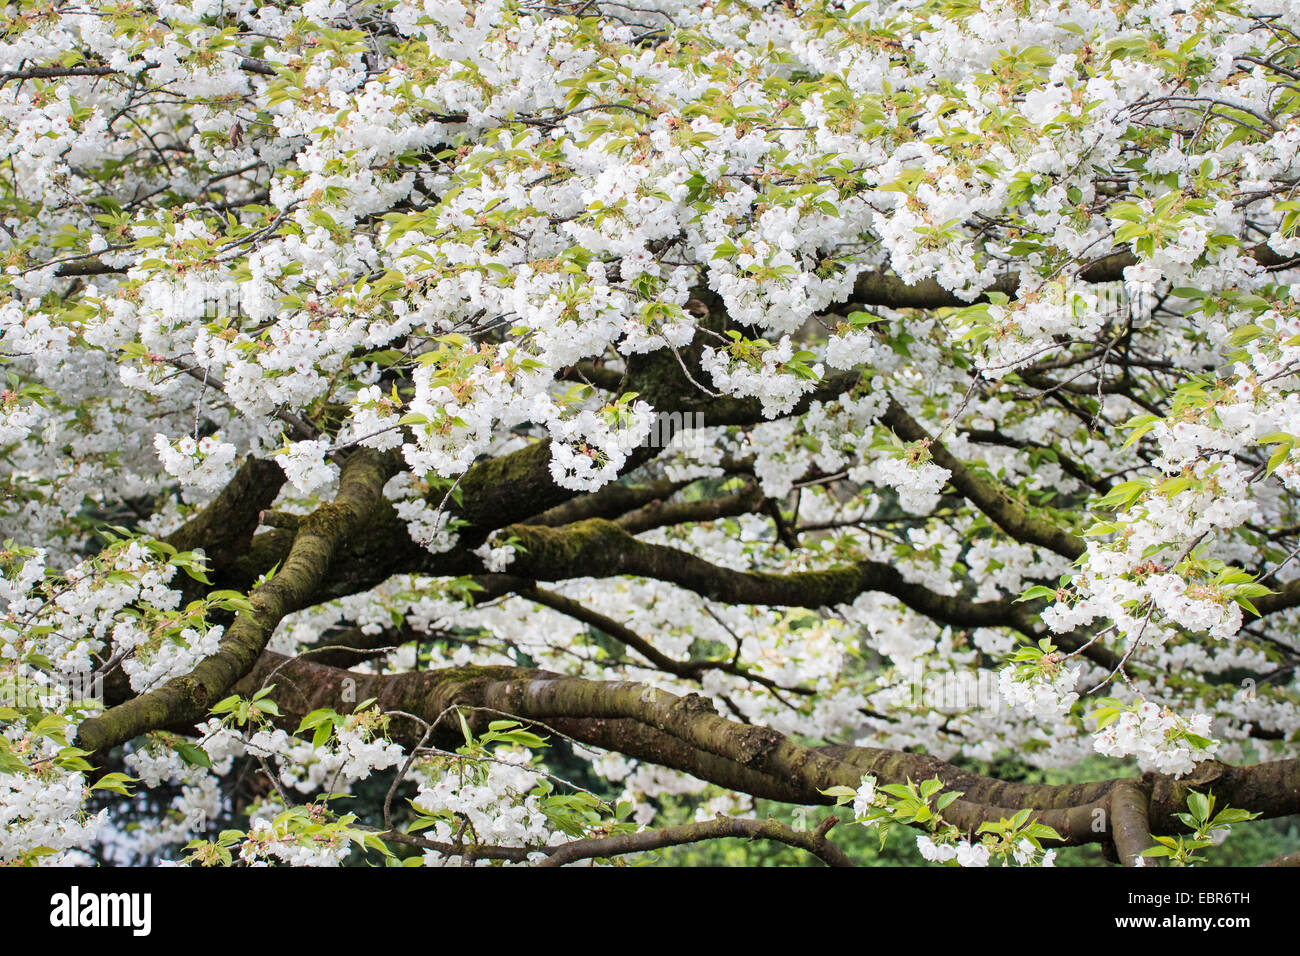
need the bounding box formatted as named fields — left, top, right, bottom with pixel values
left=955, top=840, right=991, bottom=867
left=916, top=834, right=957, bottom=863
left=852, top=774, right=877, bottom=820
left=277, top=439, right=338, bottom=495
left=1093, top=701, right=1219, bottom=778
left=871, top=457, right=951, bottom=515
left=153, top=433, right=238, bottom=495
left=998, top=660, right=1080, bottom=721
left=473, top=538, right=518, bottom=572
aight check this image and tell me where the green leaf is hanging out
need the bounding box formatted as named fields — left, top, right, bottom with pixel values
left=90, top=772, right=137, bottom=795
left=176, top=743, right=211, bottom=769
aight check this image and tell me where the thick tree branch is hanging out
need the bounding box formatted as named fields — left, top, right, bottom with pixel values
left=526, top=477, right=685, bottom=526
left=880, top=401, right=1086, bottom=560
left=164, top=456, right=285, bottom=573
left=1109, top=779, right=1157, bottom=867
left=228, top=654, right=1300, bottom=852
left=501, top=517, right=1030, bottom=628
left=847, top=242, right=1296, bottom=311
left=76, top=448, right=398, bottom=753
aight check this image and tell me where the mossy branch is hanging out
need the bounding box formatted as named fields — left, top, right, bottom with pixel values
left=76, top=448, right=398, bottom=754
left=881, top=400, right=1085, bottom=561
left=503, top=517, right=1027, bottom=627
left=231, top=653, right=1300, bottom=851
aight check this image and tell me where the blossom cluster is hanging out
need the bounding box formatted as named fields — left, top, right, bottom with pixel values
left=0, top=0, right=1299, bottom=866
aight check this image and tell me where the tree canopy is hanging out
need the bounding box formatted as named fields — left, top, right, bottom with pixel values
left=3, top=0, right=1300, bottom=868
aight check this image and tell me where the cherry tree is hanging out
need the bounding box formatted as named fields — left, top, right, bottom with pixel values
left=3, top=0, right=1300, bottom=868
